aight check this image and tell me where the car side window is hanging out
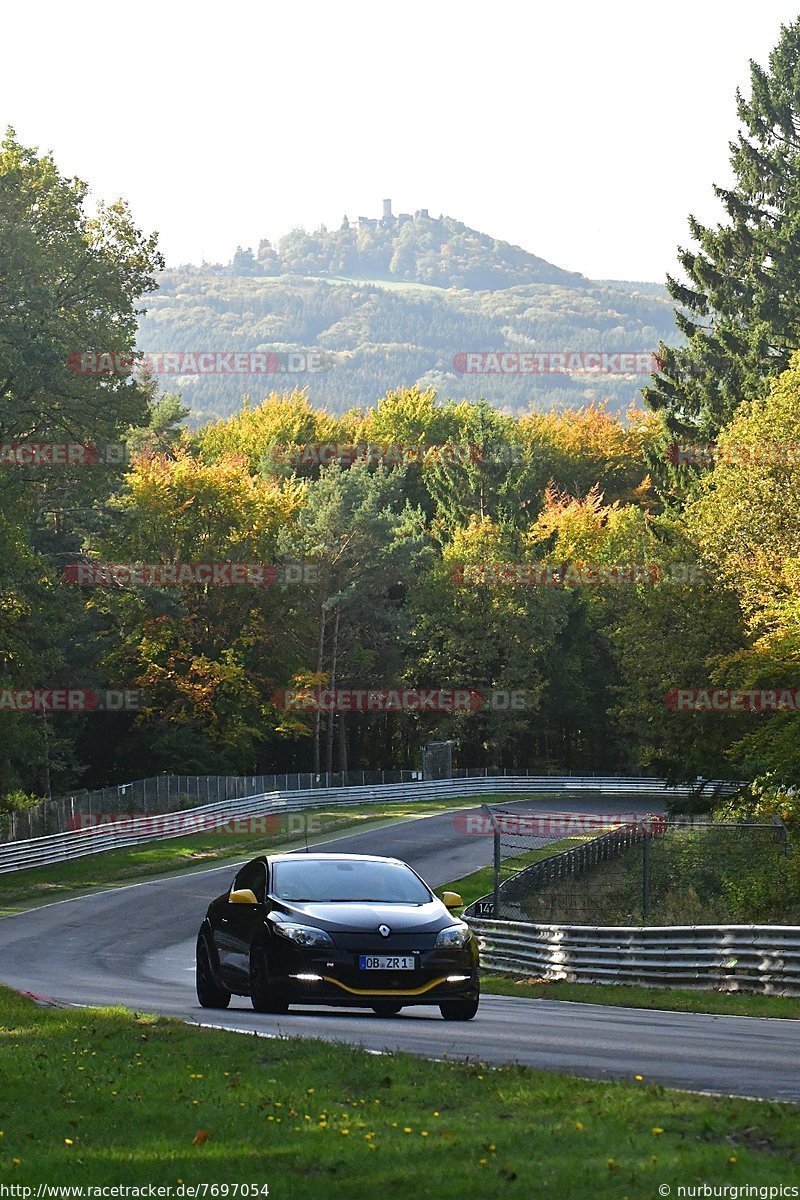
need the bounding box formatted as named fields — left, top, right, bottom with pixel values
left=233, top=861, right=267, bottom=904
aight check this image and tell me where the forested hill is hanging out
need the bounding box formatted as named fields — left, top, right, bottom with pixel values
left=137, top=209, right=678, bottom=423
left=239, top=213, right=589, bottom=290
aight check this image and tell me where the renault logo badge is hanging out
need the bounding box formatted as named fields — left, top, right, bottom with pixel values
left=378, top=924, right=391, bottom=938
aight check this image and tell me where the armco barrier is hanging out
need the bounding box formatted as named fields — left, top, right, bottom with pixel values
left=466, top=918, right=800, bottom=995
left=5, top=770, right=424, bottom=841
left=0, top=775, right=717, bottom=874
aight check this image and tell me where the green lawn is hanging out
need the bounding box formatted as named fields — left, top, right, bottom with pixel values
left=1, top=986, right=798, bottom=1194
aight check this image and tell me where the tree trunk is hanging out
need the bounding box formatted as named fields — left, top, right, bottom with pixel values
left=313, top=606, right=327, bottom=775
left=325, top=606, right=340, bottom=776
left=41, top=711, right=52, bottom=801
left=337, top=708, right=348, bottom=777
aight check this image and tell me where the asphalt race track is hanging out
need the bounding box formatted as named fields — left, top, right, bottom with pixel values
left=1, top=795, right=798, bottom=1103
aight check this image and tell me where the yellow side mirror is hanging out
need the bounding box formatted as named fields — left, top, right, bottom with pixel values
left=229, top=888, right=258, bottom=905
left=441, top=890, right=463, bottom=909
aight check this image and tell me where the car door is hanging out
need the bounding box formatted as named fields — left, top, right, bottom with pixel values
left=217, top=860, right=268, bottom=986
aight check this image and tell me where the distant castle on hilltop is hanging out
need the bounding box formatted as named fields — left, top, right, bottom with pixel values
left=341, top=200, right=432, bottom=231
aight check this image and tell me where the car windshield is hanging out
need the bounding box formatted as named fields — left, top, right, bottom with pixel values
left=271, top=859, right=432, bottom=904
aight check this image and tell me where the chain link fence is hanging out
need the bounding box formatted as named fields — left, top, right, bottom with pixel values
left=1, top=770, right=424, bottom=842
left=465, top=807, right=793, bottom=926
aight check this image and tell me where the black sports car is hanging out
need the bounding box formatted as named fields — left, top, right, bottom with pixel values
left=195, top=852, right=480, bottom=1020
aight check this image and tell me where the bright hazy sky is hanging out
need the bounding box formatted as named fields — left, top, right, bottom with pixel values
left=4, top=0, right=800, bottom=281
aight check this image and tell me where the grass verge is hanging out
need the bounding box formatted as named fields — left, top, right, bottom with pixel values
left=480, top=976, right=800, bottom=1020
left=443, top=835, right=598, bottom=910
left=0, top=986, right=798, bottom=1194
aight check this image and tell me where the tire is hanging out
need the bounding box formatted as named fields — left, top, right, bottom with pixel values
left=439, top=995, right=479, bottom=1021
left=250, top=945, right=289, bottom=1014
left=371, top=1002, right=403, bottom=1017
left=196, top=939, right=231, bottom=1009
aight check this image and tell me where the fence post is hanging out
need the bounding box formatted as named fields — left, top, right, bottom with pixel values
left=642, top=831, right=651, bottom=920
left=773, top=814, right=791, bottom=857
left=482, top=803, right=501, bottom=918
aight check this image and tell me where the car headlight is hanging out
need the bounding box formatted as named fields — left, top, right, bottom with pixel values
left=435, top=923, right=471, bottom=948
left=271, top=920, right=333, bottom=948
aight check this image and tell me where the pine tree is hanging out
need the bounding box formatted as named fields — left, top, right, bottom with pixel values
left=644, top=19, right=800, bottom=440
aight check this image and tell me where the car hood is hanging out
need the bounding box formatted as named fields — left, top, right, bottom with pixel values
left=273, top=899, right=453, bottom=933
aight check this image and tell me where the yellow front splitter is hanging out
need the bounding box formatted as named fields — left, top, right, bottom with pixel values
left=321, top=975, right=453, bottom=998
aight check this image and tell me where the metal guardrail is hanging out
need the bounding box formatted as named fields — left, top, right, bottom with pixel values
left=2, top=771, right=425, bottom=841
left=3, top=768, right=728, bottom=842
left=0, top=775, right=708, bottom=874
left=466, top=918, right=800, bottom=995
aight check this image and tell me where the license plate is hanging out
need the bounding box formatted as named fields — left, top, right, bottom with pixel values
left=359, top=955, right=415, bottom=970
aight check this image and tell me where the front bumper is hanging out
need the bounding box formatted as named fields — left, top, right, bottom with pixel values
left=271, top=939, right=479, bottom=1007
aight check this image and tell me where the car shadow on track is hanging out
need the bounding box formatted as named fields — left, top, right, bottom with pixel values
left=201, top=1003, right=455, bottom=1023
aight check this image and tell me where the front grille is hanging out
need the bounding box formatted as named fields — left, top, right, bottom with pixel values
left=334, top=933, right=438, bottom=952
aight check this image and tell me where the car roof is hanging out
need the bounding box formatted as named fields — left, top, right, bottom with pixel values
left=264, top=852, right=405, bottom=866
